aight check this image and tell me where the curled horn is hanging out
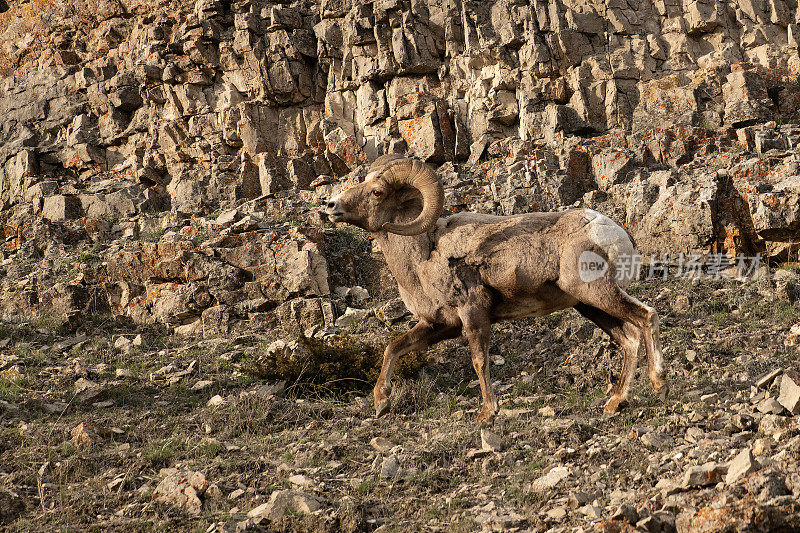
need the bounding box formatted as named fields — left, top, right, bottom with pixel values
left=378, top=158, right=444, bottom=236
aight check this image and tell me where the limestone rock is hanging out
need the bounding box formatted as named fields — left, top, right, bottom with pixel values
left=275, top=241, right=330, bottom=297
left=786, top=325, right=800, bottom=347
left=206, top=395, right=225, bottom=407
left=42, top=195, right=82, bottom=221
left=683, top=462, right=728, bottom=488
left=70, top=422, right=100, bottom=447
left=532, top=466, right=570, bottom=491
left=398, top=108, right=449, bottom=164
left=201, top=305, right=232, bottom=337
left=640, top=431, right=672, bottom=449
left=592, top=150, right=636, bottom=191
left=248, top=489, right=324, bottom=522
left=379, top=455, right=400, bottom=479
left=778, top=372, right=800, bottom=415
left=757, top=397, right=785, bottom=415
left=723, top=69, right=773, bottom=126
left=153, top=469, right=209, bottom=515
left=275, top=298, right=334, bottom=333
left=369, top=437, right=393, bottom=453
left=334, top=307, right=371, bottom=328
left=480, top=429, right=503, bottom=452
left=727, top=448, right=760, bottom=484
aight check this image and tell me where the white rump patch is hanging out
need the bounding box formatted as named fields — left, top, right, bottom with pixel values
left=578, top=250, right=609, bottom=283
left=584, top=210, right=636, bottom=287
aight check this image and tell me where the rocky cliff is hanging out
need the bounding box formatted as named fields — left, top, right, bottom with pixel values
left=0, top=0, right=800, bottom=329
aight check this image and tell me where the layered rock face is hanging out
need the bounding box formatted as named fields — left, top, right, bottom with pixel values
left=0, top=0, right=799, bottom=330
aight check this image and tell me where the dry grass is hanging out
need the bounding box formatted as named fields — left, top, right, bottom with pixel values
left=0, top=276, right=799, bottom=530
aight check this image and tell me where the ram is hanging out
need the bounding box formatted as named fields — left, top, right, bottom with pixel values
left=325, top=155, right=666, bottom=424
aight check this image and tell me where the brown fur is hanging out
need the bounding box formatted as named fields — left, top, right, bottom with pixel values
left=327, top=158, right=666, bottom=424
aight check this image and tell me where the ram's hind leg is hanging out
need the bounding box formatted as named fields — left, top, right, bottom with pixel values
left=567, top=273, right=666, bottom=412
left=642, top=306, right=667, bottom=398
left=574, top=303, right=640, bottom=413
left=374, top=322, right=460, bottom=418
left=595, top=288, right=667, bottom=398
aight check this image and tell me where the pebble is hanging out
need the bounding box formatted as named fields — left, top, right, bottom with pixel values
left=370, top=437, right=393, bottom=453
left=480, top=429, right=503, bottom=452
left=380, top=455, right=400, bottom=479
left=206, top=395, right=225, bottom=407
left=546, top=506, right=567, bottom=520
left=532, top=466, right=570, bottom=491
left=610, top=504, right=639, bottom=524
left=757, top=397, right=784, bottom=415
left=777, top=372, right=800, bottom=414
left=641, top=431, right=672, bottom=449
left=190, top=380, right=212, bottom=391
left=578, top=504, right=602, bottom=519
left=756, top=368, right=783, bottom=389
left=538, top=406, right=556, bottom=417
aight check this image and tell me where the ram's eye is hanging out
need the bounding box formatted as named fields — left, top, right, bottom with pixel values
left=372, top=190, right=384, bottom=197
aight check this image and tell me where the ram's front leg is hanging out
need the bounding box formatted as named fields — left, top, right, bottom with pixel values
left=459, top=306, right=498, bottom=425
left=374, top=321, right=459, bottom=417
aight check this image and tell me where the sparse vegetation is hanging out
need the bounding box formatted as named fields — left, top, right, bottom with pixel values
left=2, top=0, right=800, bottom=529
left=143, top=438, right=181, bottom=468
left=0, top=374, right=28, bottom=403
left=242, top=334, right=381, bottom=393
left=0, top=271, right=799, bottom=531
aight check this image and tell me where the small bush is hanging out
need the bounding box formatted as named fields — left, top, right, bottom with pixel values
left=0, top=376, right=28, bottom=403
left=243, top=334, right=380, bottom=392
left=143, top=438, right=180, bottom=468
left=75, top=253, right=102, bottom=266
left=242, top=333, right=428, bottom=393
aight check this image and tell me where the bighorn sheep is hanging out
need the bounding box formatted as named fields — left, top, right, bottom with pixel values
left=325, top=155, right=666, bottom=424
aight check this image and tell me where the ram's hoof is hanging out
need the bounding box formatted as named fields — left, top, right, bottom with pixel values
left=656, top=382, right=670, bottom=402
left=375, top=399, right=391, bottom=418
left=603, top=396, right=629, bottom=414
left=475, top=408, right=498, bottom=426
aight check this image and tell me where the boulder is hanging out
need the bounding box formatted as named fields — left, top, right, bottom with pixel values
left=274, top=241, right=330, bottom=297
left=398, top=108, right=448, bottom=164
left=743, top=174, right=800, bottom=244
left=683, top=462, right=728, bottom=488
left=275, top=298, right=335, bottom=333
left=247, top=489, right=324, bottom=522
left=633, top=172, right=717, bottom=257
left=153, top=469, right=209, bottom=516
left=778, top=371, right=800, bottom=414
left=42, top=195, right=82, bottom=221
left=592, top=150, right=636, bottom=190
left=201, top=305, right=232, bottom=337
left=723, top=69, right=773, bottom=126
left=324, top=127, right=364, bottom=171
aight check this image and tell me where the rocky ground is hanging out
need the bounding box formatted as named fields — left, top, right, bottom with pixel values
left=1, top=261, right=800, bottom=532
left=2, top=0, right=800, bottom=530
